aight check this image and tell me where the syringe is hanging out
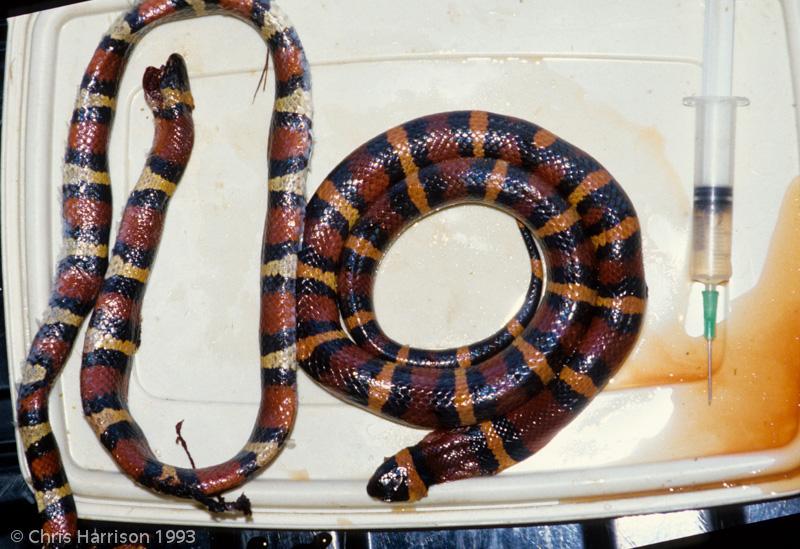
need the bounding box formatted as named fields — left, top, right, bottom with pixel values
left=684, top=0, right=748, bottom=404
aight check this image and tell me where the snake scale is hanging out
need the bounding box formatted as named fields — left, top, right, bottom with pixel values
left=14, top=0, right=645, bottom=545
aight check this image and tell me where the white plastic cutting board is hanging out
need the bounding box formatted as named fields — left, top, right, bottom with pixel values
left=3, top=0, right=800, bottom=530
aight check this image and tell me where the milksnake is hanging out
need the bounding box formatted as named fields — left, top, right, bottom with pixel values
left=297, top=111, right=646, bottom=502
left=16, top=0, right=311, bottom=545
left=15, top=0, right=646, bottom=544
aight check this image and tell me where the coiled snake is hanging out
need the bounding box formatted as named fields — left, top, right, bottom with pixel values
left=297, top=111, right=646, bottom=501
left=15, top=0, right=645, bottom=545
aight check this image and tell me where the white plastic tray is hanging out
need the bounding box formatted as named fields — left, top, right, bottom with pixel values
left=3, top=0, right=800, bottom=530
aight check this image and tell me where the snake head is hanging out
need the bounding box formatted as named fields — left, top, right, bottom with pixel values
left=367, top=449, right=432, bottom=503
left=143, top=53, right=194, bottom=114
left=367, top=456, right=412, bottom=502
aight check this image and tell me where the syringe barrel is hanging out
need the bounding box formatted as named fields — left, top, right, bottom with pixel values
left=691, top=187, right=733, bottom=284
left=684, top=95, right=748, bottom=285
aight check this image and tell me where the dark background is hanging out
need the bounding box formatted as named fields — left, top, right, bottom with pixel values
left=1, top=1, right=799, bottom=547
